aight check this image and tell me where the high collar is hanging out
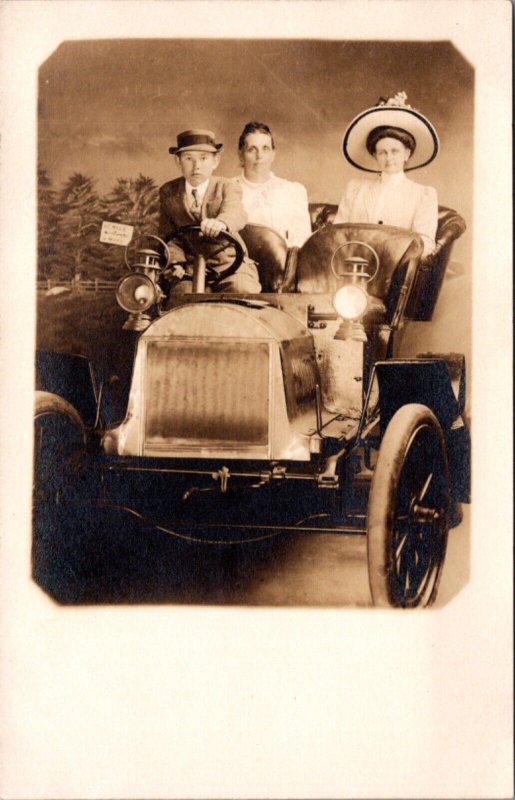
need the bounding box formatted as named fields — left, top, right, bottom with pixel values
left=379, top=171, right=407, bottom=186
left=240, top=171, right=275, bottom=187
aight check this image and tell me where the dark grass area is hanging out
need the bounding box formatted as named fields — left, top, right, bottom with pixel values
left=37, top=292, right=130, bottom=369
left=36, top=292, right=139, bottom=414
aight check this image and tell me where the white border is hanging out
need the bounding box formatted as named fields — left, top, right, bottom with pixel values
left=0, top=2, right=512, bottom=798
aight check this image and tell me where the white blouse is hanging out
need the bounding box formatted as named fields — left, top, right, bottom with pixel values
left=233, top=172, right=312, bottom=248
left=334, top=173, right=438, bottom=255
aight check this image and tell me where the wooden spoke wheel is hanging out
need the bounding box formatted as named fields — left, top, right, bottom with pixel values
left=367, top=404, right=450, bottom=608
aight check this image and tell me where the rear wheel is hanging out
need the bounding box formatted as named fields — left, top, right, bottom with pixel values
left=367, top=404, right=450, bottom=608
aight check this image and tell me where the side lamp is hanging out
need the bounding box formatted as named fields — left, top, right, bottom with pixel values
left=117, top=235, right=170, bottom=330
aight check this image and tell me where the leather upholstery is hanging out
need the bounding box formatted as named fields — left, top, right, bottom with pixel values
left=240, top=204, right=466, bottom=322
left=240, top=224, right=289, bottom=292
left=307, top=202, right=466, bottom=321
left=290, top=223, right=423, bottom=326
left=309, top=202, right=339, bottom=231
left=405, top=206, right=467, bottom=320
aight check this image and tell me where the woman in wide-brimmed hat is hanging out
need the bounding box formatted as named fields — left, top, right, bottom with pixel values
left=333, top=92, right=439, bottom=254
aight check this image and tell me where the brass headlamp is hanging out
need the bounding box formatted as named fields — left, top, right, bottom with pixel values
left=331, top=241, right=380, bottom=341
left=117, top=235, right=169, bottom=330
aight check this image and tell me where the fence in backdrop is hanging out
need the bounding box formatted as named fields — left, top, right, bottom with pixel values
left=37, top=278, right=118, bottom=293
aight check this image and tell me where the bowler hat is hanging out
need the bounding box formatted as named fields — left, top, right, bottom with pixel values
left=169, top=129, right=223, bottom=155
left=343, top=97, right=439, bottom=172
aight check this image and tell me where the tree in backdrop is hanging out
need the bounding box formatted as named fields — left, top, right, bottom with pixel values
left=104, top=174, right=160, bottom=235
left=52, top=173, right=106, bottom=281
left=37, top=170, right=161, bottom=281
left=37, top=165, right=59, bottom=279
left=100, top=174, right=160, bottom=277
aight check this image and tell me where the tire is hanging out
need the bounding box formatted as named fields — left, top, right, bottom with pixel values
left=33, top=391, right=86, bottom=510
left=34, top=392, right=92, bottom=597
left=367, top=403, right=450, bottom=608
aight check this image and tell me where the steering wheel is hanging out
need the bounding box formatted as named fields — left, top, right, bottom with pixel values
left=165, top=224, right=244, bottom=290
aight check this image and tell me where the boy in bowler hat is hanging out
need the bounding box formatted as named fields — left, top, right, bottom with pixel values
left=159, top=129, right=261, bottom=292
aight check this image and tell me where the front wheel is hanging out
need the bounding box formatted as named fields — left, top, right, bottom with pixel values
left=367, top=404, right=450, bottom=608
left=33, top=392, right=94, bottom=598
left=33, top=391, right=86, bottom=511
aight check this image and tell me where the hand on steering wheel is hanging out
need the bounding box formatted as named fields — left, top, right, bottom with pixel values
left=199, top=218, right=226, bottom=238
left=165, top=224, right=245, bottom=290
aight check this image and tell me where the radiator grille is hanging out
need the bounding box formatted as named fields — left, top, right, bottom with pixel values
left=144, top=340, right=270, bottom=446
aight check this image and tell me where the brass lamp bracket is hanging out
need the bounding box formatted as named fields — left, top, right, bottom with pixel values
left=307, top=305, right=338, bottom=329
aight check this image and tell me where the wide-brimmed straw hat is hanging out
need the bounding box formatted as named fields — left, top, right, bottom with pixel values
left=342, top=97, right=439, bottom=172
left=169, top=129, right=223, bottom=155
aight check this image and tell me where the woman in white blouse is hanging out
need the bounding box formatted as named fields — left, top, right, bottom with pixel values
left=233, top=121, right=312, bottom=248
left=334, top=93, right=439, bottom=255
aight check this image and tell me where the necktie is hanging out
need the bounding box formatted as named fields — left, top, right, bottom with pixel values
left=191, top=189, right=201, bottom=219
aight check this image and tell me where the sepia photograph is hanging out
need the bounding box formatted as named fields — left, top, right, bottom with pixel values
left=1, top=1, right=512, bottom=798
left=34, top=37, right=473, bottom=608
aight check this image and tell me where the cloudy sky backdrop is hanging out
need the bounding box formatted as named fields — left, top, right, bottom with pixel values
left=39, top=40, right=473, bottom=207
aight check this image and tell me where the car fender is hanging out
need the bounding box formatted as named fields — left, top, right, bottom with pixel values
left=36, top=351, right=99, bottom=429
left=372, top=357, right=470, bottom=503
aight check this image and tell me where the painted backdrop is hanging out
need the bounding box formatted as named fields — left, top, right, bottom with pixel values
left=39, top=39, right=473, bottom=365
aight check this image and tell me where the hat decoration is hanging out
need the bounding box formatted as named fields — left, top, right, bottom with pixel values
left=169, top=129, right=223, bottom=155
left=342, top=92, right=439, bottom=172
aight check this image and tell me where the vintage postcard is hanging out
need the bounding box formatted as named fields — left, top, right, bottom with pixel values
left=0, top=1, right=512, bottom=798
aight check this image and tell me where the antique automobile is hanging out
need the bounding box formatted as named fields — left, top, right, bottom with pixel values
left=34, top=204, right=470, bottom=607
